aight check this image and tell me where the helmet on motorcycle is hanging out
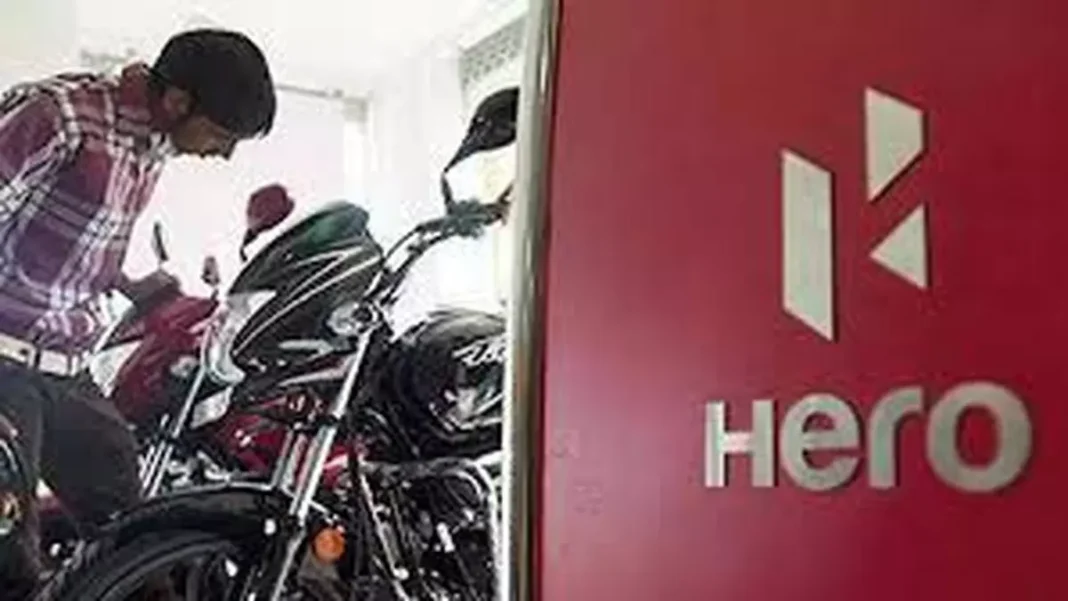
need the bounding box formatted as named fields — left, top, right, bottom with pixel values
left=380, top=309, right=505, bottom=459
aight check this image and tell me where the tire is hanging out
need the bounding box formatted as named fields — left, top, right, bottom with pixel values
left=0, top=414, right=35, bottom=598
left=36, top=530, right=250, bottom=601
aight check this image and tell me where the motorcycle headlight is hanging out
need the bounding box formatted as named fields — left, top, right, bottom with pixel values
left=204, top=291, right=275, bottom=384
left=190, top=388, right=233, bottom=430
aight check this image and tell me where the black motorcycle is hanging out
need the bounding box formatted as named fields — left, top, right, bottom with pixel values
left=34, top=86, right=519, bottom=601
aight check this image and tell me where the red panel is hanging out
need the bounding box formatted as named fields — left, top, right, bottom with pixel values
left=540, top=0, right=1068, bottom=599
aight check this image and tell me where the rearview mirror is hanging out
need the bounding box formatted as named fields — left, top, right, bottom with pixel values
left=442, top=87, right=520, bottom=211
left=151, top=222, right=169, bottom=266
left=201, top=255, right=221, bottom=289
left=242, top=184, right=295, bottom=260
left=449, top=87, right=519, bottom=167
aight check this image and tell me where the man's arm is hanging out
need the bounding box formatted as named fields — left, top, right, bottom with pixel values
left=0, top=91, right=76, bottom=213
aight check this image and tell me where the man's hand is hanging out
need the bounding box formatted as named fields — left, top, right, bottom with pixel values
left=116, top=270, right=180, bottom=308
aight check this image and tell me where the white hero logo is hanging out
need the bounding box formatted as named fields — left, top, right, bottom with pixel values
left=703, top=89, right=1034, bottom=493
left=783, top=88, right=928, bottom=340
left=704, top=382, right=1033, bottom=493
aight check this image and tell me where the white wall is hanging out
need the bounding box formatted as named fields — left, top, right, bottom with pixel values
left=123, top=91, right=350, bottom=295
left=365, top=45, right=466, bottom=244
left=365, top=42, right=479, bottom=329
left=363, top=33, right=523, bottom=331
left=0, top=0, right=77, bottom=89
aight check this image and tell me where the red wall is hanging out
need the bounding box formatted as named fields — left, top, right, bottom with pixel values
left=539, top=0, right=1068, bottom=599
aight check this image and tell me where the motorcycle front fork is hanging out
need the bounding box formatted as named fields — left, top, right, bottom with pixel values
left=258, top=328, right=411, bottom=601
left=139, top=362, right=208, bottom=498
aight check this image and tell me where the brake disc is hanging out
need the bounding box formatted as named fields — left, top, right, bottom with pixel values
left=0, top=491, right=22, bottom=537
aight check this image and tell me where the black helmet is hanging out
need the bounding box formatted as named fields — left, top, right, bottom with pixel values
left=382, top=309, right=506, bottom=459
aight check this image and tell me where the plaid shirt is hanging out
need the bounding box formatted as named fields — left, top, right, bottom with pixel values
left=0, top=65, right=169, bottom=352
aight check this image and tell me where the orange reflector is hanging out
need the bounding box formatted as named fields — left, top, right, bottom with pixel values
left=313, top=527, right=346, bottom=563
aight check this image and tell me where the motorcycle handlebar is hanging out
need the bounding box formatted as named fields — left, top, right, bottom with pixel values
left=373, top=195, right=509, bottom=304
left=416, top=198, right=508, bottom=237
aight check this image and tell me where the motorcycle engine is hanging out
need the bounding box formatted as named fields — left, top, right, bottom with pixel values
left=406, top=467, right=497, bottom=598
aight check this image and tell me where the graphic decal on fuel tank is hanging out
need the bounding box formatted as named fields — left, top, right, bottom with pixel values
left=782, top=88, right=928, bottom=341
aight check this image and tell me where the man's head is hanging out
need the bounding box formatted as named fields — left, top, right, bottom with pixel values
left=150, top=29, right=276, bottom=158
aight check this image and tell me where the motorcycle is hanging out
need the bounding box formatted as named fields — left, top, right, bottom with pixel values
left=98, top=185, right=296, bottom=494
left=36, top=85, right=519, bottom=601
left=27, top=187, right=298, bottom=569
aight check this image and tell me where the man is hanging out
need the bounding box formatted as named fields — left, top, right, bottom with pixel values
left=0, top=29, right=276, bottom=598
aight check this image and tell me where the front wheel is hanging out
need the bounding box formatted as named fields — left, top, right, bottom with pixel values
left=37, top=528, right=364, bottom=601
left=39, top=530, right=257, bottom=601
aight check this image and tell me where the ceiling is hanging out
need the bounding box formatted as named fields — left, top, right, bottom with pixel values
left=74, top=0, right=524, bottom=95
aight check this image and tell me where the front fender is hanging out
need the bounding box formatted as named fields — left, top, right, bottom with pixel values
left=100, top=482, right=295, bottom=548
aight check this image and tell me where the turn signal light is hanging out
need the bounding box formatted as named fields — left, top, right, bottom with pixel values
left=312, top=526, right=346, bottom=563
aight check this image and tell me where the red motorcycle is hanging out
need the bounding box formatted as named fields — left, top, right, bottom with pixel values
left=31, top=188, right=351, bottom=568
left=97, top=186, right=358, bottom=496
left=38, top=187, right=341, bottom=517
